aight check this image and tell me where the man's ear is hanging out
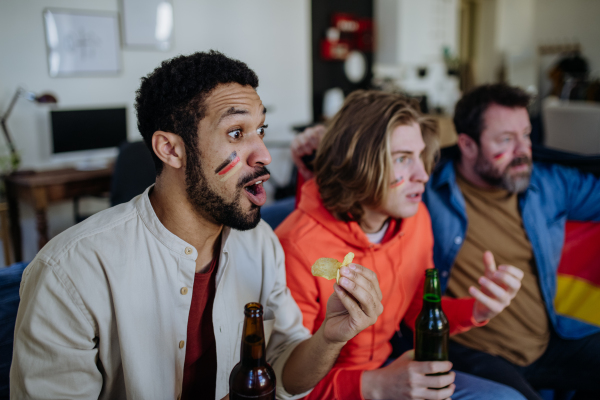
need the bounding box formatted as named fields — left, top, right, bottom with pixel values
left=456, top=133, right=479, bottom=161
left=152, top=131, right=185, bottom=170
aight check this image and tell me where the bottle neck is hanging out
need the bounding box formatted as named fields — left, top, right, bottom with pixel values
left=422, top=270, right=443, bottom=311
left=423, top=273, right=442, bottom=298
left=422, top=293, right=443, bottom=311
left=240, top=314, right=267, bottom=367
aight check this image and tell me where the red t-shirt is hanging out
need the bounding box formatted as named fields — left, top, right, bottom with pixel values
left=181, top=250, right=220, bottom=400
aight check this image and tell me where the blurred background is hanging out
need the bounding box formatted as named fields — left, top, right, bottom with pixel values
left=0, top=0, right=599, bottom=265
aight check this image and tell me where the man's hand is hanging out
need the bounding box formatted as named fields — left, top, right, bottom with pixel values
left=290, top=125, right=325, bottom=181
left=220, top=395, right=229, bottom=400
left=282, top=263, right=383, bottom=394
left=322, top=263, right=384, bottom=344
left=362, top=350, right=455, bottom=399
left=470, top=251, right=524, bottom=323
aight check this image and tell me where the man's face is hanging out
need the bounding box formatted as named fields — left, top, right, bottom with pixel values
left=377, top=122, right=429, bottom=219
left=473, top=104, right=532, bottom=193
left=185, top=83, right=270, bottom=231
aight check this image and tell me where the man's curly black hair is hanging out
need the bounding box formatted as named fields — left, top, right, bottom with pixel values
left=135, top=50, right=259, bottom=175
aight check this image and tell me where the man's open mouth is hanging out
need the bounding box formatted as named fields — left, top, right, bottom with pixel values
left=242, top=175, right=269, bottom=206
left=244, top=180, right=263, bottom=196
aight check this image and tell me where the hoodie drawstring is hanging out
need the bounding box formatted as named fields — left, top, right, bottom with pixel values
left=369, top=246, right=376, bottom=361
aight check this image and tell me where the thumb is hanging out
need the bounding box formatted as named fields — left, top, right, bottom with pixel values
left=483, top=251, right=497, bottom=278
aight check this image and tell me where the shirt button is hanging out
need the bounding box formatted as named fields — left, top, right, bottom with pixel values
left=441, top=270, right=449, bottom=278
left=185, top=247, right=193, bottom=255
left=179, top=340, right=185, bottom=349
left=454, top=236, right=462, bottom=245
left=180, top=287, right=188, bottom=295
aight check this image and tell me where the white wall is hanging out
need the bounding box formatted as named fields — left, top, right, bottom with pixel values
left=375, top=0, right=460, bottom=66
left=0, top=0, right=311, bottom=264
left=472, top=0, right=600, bottom=90
left=374, top=0, right=461, bottom=113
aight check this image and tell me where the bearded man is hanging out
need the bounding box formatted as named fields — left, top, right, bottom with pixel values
left=423, top=83, right=600, bottom=399
left=10, top=51, right=383, bottom=400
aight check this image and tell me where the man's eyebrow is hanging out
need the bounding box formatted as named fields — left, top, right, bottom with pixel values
left=391, top=150, right=412, bottom=155
left=218, top=107, right=249, bottom=124
left=217, top=106, right=267, bottom=124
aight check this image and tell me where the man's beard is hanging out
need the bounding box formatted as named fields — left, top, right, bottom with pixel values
left=474, top=151, right=532, bottom=193
left=184, top=146, right=268, bottom=231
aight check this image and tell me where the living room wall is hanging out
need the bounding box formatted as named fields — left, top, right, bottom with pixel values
left=0, top=0, right=311, bottom=263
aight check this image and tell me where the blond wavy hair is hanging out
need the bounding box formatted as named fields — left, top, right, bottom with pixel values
left=314, top=90, right=439, bottom=222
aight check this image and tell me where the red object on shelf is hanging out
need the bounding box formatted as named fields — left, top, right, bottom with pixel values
left=320, top=13, right=374, bottom=61
left=320, top=39, right=350, bottom=61
left=332, top=13, right=360, bottom=32
left=355, top=18, right=374, bottom=52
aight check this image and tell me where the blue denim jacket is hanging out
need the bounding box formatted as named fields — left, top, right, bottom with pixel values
left=424, top=158, right=600, bottom=339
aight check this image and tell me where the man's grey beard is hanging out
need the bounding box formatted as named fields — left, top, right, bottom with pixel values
left=184, top=145, right=263, bottom=231
left=474, top=152, right=532, bottom=193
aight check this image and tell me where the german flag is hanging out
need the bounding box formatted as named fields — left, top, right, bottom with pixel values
left=555, top=221, right=600, bottom=327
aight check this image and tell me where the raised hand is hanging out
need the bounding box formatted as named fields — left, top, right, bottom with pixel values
left=362, top=350, right=456, bottom=399
left=290, top=125, right=326, bottom=181
left=470, top=251, right=524, bottom=322
left=322, top=263, right=384, bottom=344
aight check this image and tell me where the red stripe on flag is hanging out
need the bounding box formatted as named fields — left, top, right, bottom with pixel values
left=557, top=221, right=600, bottom=287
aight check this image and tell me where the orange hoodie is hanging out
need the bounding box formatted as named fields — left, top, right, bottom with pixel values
left=275, top=179, right=485, bottom=400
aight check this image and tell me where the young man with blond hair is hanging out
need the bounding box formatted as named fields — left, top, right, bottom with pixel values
left=277, top=90, right=526, bottom=400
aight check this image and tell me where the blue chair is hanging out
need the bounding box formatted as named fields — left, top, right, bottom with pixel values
left=0, top=262, right=29, bottom=400
left=261, top=196, right=296, bottom=230
left=110, top=141, right=156, bottom=207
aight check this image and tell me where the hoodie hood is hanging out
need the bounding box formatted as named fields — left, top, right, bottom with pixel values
left=298, top=179, right=404, bottom=250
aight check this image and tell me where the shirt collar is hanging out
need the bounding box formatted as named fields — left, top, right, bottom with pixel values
left=431, top=159, right=456, bottom=189
left=135, top=185, right=233, bottom=261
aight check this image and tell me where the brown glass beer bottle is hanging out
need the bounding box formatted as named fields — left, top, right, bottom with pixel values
left=229, top=303, right=276, bottom=399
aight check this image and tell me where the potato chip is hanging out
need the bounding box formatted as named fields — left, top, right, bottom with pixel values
left=311, top=252, right=355, bottom=284
left=341, top=252, right=355, bottom=267
left=311, top=258, right=341, bottom=280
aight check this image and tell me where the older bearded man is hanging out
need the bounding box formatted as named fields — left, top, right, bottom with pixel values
left=424, top=83, right=600, bottom=399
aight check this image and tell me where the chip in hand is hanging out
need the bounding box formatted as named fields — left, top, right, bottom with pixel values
left=311, top=252, right=354, bottom=284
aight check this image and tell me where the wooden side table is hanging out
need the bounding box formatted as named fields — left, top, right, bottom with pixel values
left=4, top=165, right=113, bottom=262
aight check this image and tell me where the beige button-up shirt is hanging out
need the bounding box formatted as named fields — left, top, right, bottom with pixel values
left=11, top=187, right=311, bottom=399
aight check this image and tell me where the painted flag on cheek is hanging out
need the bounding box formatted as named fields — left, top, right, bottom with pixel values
left=215, top=152, right=243, bottom=182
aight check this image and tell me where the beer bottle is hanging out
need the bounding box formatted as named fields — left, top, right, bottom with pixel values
left=415, top=269, right=449, bottom=366
left=229, top=303, right=276, bottom=400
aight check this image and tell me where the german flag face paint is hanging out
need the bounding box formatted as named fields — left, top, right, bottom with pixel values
left=390, top=176, right=404, bottom=188
left=493, top=151, right=507, bottom=161
left=215, top=151, right=242, bottom=182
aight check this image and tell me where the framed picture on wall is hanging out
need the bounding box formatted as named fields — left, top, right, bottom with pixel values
left=43, top=8, right=121, bottom=77
left=120, top=0, right=173, bottom=50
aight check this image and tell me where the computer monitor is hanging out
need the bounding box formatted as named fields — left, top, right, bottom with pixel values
left=49, top=107, right=127, bottom=169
